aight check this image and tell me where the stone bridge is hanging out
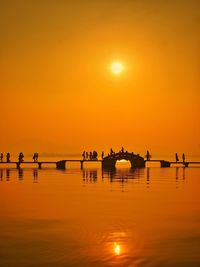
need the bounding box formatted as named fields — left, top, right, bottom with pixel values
left=102, top=152, right=145, bottom=169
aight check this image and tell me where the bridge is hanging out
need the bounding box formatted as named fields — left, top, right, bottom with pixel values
left=0, top=155, right=199, bottom=170
left=102, top=152, right=145, bottom=169
left=0, top=160, right=102, bottom=170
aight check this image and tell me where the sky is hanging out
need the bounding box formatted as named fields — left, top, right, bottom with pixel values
left=0, top=0, right=199, bottom=157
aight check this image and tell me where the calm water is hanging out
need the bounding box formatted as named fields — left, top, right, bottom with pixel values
left=0, top=164, right=200, bottom=267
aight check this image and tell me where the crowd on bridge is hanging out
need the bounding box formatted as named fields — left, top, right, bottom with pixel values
left=82, top=147, right=139, bottom=161
left=0, top=152, right=39, bottom=163
left=82, top=151, right=98, bottom=160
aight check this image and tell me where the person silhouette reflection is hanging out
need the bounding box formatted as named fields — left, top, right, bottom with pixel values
left=6, top=169, right=10, bottom=181
left=33, top=169, right=38, bottom=182
left=0, top=169, right=3, bottom=181
left=18, top=168, right=24, bottom=180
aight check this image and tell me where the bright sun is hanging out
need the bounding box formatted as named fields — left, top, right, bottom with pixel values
left=111, top=62, right=124, bottom=75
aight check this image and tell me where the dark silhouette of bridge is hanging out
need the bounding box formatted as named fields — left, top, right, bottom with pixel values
left=0, top=152, right=200, bottom=169
left=102, top=152, right=145, bottom=169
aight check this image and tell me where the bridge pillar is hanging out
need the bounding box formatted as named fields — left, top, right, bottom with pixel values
left=80, top=161, right=83, bottom=169
left=130, top=157, right=145, bottom=168
left=102, top=158, right=116, bottom=170
left=160, top=160, right=171, bottom=167
left=16, top=162, right=21, bottom=169
left=56, top=160, right=66, bottom=170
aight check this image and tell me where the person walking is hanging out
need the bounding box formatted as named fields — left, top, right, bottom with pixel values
left=18, top=152, right=24, bottom=163
left=146, top=150, right=150, bottom=161
left=82, top=151, right=86, bottom=160
left=33, top=153, right=36, bottom=162
left=182, top=153, right=185, bottom=163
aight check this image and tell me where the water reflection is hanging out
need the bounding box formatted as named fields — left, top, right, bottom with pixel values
left=18, top=168, right=24, bottom=181
left=33, top=169, right=38, bottom=183
left=6, top=169, right=10, bottom=181
left=146, top=167, right=150, bottom=187
left=102, top=168, right=145, bottom=183
left=82, top=169, right=98, bottom=183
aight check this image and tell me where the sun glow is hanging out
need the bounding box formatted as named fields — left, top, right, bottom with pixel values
left=113, top=242, right=121, bottom=255
left=111, top=62, right=124, bottom=75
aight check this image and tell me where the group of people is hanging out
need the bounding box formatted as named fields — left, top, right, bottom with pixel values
left=82, top=151, right=98, bottom=160
left=0, top=153, right=11, bottom=163
left=0, top=153, right=39, bottom=163
left=82, top=147, right=133, bottom=160
left=175, top=153, right=186, bottom=163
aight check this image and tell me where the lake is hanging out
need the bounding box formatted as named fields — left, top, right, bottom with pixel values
left=0, top=163, right=200, bottom=267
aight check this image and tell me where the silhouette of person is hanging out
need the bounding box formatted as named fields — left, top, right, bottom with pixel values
left=175, top=153, right=179, bottom=162
left=6, top=153, right=10, bottom=163
left=121, top=147, right=124, bottom=153
left=33, top=153, right=36, bottom=162
left=101, top=151, right=104, bottom=159
left=0, top=153, right=3, bottom=162
left=89, top=152, right=92, bottom=160
left=182, top=153, right=185, bottom=163
left=18, top=152, right=24, bottom=163
left=82, top=151, right=86, bottom=160
left=93, top=151, right=98, bottom=160
left=110, top=148, right=114, bottom=155
left=146, top=150, right=150, bottom=161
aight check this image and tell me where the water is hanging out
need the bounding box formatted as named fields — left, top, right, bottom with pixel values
left=0, top=164, right=200, bottom=267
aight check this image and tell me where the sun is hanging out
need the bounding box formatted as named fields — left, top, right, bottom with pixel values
left=111, top=62, right=124, bottom=75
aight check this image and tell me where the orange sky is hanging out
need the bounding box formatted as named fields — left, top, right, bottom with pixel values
left=1, top=0, right=199, bottom=156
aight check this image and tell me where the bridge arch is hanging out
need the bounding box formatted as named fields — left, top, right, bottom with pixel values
left=102, top=152, right=145, bottom=169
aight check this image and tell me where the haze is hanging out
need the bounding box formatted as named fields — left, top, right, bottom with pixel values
left=1, top=0, right=199, bottom=156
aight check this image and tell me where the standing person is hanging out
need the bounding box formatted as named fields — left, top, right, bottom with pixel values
left=146, top=150, right=150, bottom=161
left=82, top=151, right=86, bottom=160
left=175, top=153, right=179, bottom=163
left=89, top=152, right=92, bottom=160
left=110, top=148, right=114, bottom=155
left=33, top=153, right=36, bottom=162
left=121, top=147, right=124, bottom=153
left=36, top=153, right=39, bottom=162
left=6, top=153, right=10, bottom=163
left=182, top=153, right=185, bottom=163
left=18, top=152, right=24, bottom=163
left=101, top=151, right=104, bottom=159
left=0, top=153, right=3, bottom=162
